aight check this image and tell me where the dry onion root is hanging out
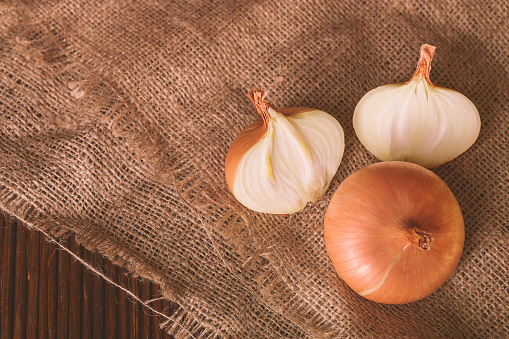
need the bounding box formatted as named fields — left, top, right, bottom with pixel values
left=324, top=161, right=464, bottom=304
left=225, top=89, right=344, bottom=214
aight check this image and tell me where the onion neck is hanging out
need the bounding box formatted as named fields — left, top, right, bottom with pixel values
left=408, top=44, right=436, bottom=85
left=409, top=227, right=432, bottom=250
left=248, top=88, right=275, bottom=127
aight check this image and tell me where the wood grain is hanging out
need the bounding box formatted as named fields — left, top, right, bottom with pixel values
left=1, top=216, right=15, bottom=339
left=0, top=215, right=174, bottom=339
left=26, top=230, right=40, bottom=339
left=13, top=220, right=28, bottom=339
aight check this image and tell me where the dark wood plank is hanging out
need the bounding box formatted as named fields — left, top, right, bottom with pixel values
left=159, top=299, right=174, bottom=339
left=0, top=218, right=7, bottom=339
left=104, top=259, right=117, bottom=339
left=0, top=215, right=5, bottom=339
left=151, top=284, right=162, bottom=339
left=1, top=215, right=175, bottom=339
left=81, top=247, right=93, bottom=339
left=141, top=279, right=151, bottom=339
left=13, top=220, right=28, bottom=339
left=0, top=213, right=4, bottom=248
left=47, top=234, right=58, bottom=339
left=68, top=240, right=82, bottom=338
left=26, top=230, right=40, bottom=339
left=1, top=217, right=15, bottom=339
left=57, top=237, right=70, bottom=339
left=130, top=276, right=140, bottom=339
left=92, top=253, right=104, bottom=338
left=117, top=267, right=129, bottom=339
left=38, top=230, right=49, bottom=339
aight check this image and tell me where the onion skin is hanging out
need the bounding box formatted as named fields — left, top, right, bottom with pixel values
left=225, top=117, right=266, bottom=193
left=324, top=162, right=464, bottom=304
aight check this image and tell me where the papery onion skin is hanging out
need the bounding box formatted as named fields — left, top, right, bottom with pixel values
left=324, top=161, right=464, bottom=304
left=225, top=89, right=344, bottom=214
left=353, top=44, right=481, bottom=168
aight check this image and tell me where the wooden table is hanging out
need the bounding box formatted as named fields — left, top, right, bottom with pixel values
left=0, top=214, right=175, bottom=338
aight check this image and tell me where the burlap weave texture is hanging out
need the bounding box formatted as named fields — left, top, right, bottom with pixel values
left=0, top=0, right=507, bottom=337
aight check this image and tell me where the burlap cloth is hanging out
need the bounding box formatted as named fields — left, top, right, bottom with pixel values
left=1, top=0, right=507, bottom=337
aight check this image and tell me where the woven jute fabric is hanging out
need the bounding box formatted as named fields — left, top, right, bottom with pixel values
left=1, top=0, right=507, bottom=337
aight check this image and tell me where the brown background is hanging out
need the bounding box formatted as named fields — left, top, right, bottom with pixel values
left=0, top=0, right=507, bottom=337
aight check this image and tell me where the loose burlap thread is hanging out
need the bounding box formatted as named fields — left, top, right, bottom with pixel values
left=0, top=0, right=507, bottom=337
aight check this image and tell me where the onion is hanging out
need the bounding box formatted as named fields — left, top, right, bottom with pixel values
left=324, top=162, right=464, bottom=304
left=225, top=89, right=344, bottom=214
left=353, top=44, right=481, bottom=168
